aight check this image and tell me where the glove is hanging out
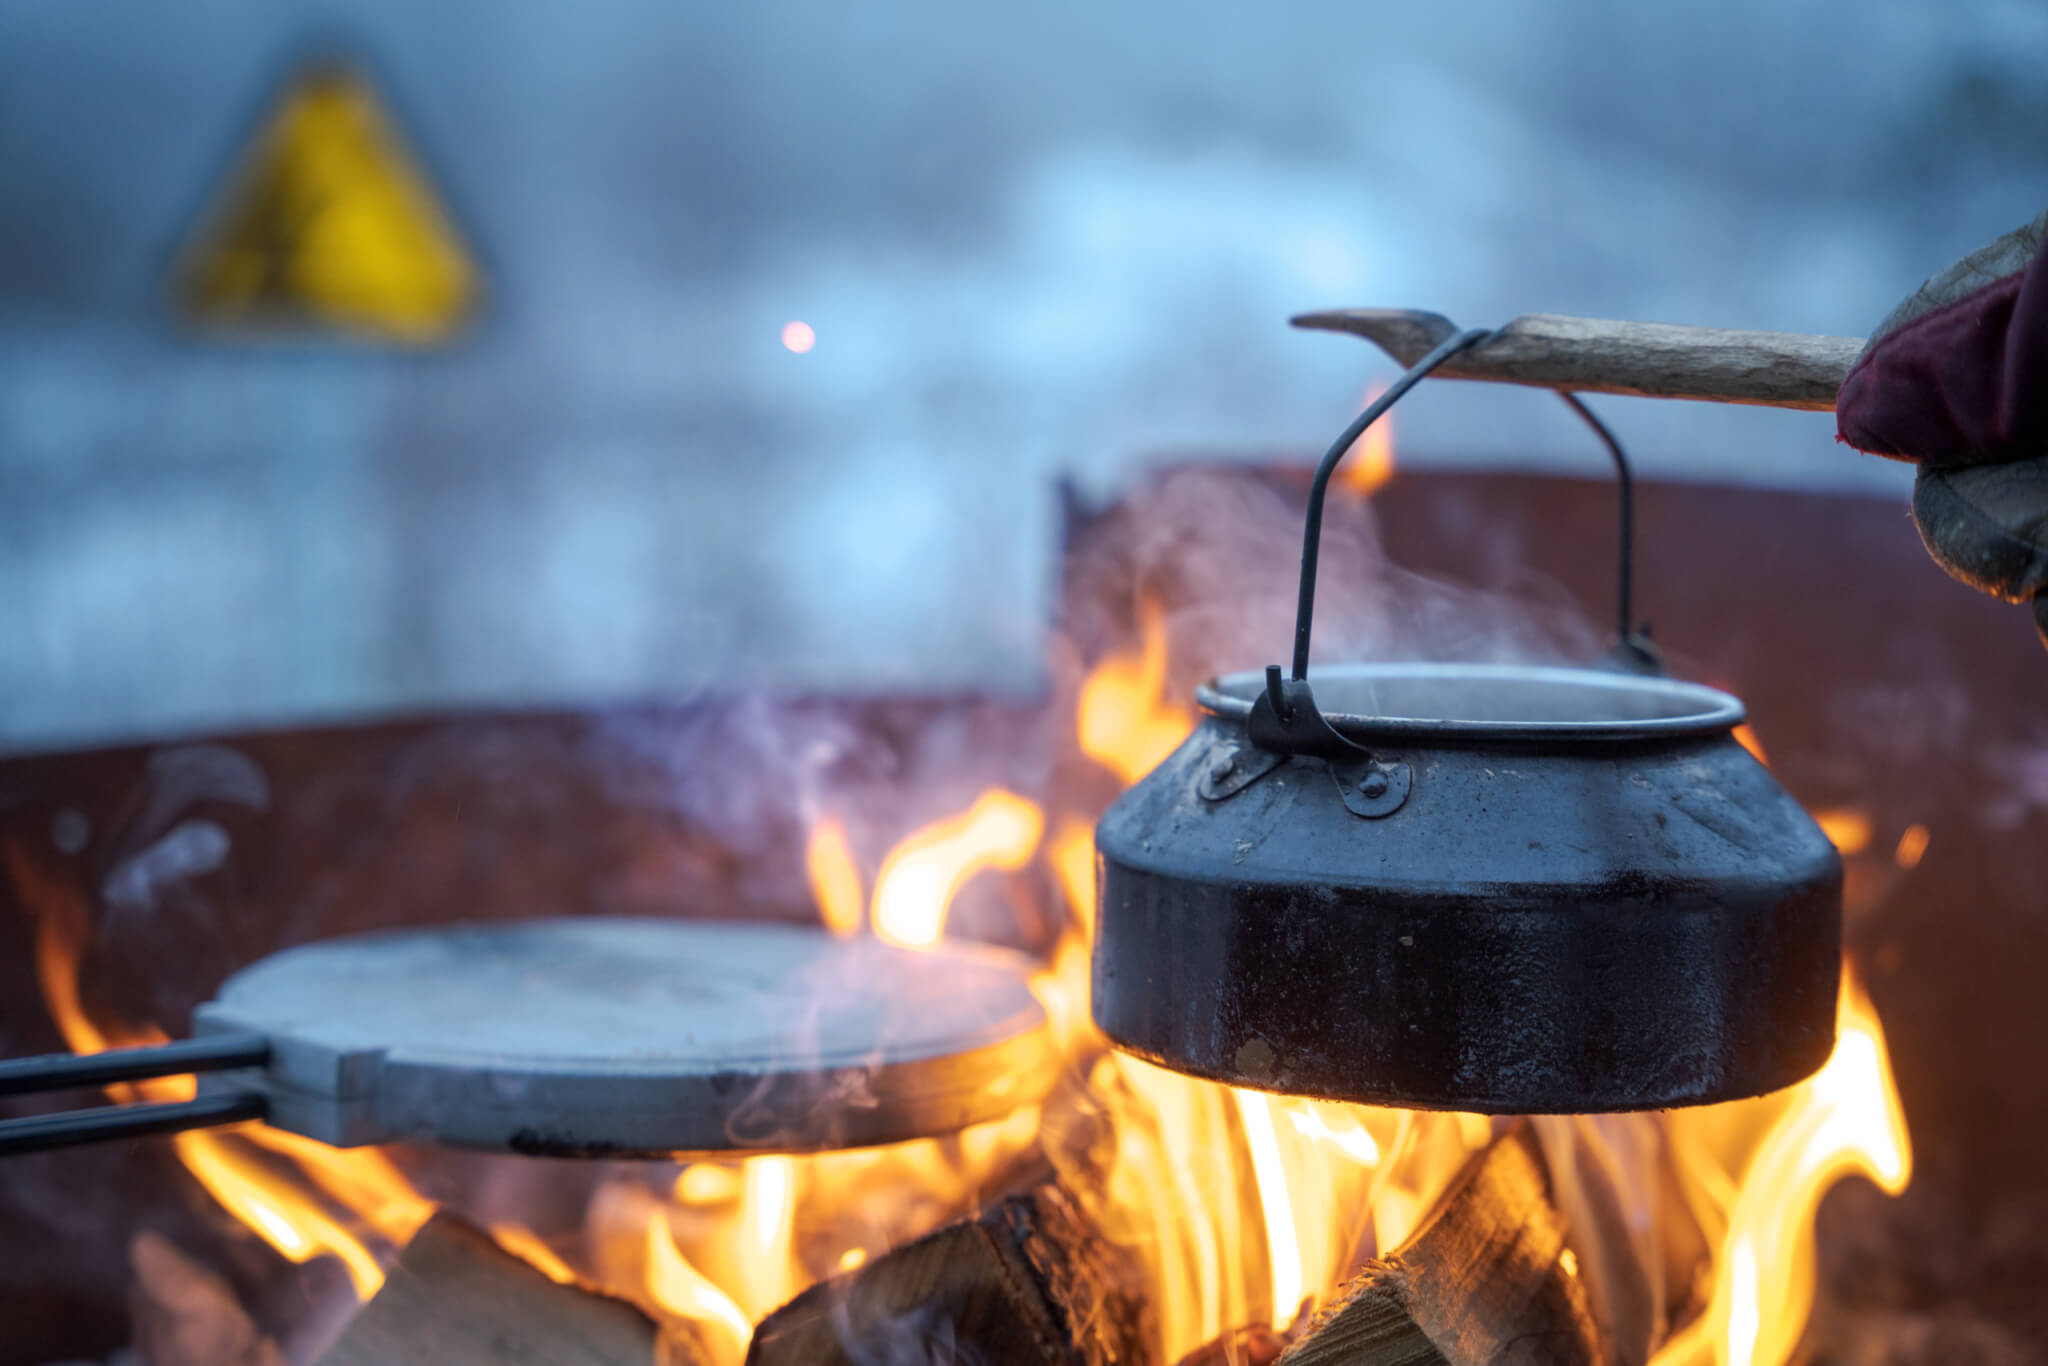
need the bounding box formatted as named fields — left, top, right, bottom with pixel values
left=1836, top=207, right=2048, bottom=649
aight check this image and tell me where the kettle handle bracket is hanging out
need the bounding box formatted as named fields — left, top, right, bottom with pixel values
left=1243, top=668, right=1412, bottom=818
left=1247, top=668, right=1365, bottom=759
left=1281, top=316, right=1661, bottom=697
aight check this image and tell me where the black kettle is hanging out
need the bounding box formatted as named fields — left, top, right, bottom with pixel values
left=1089, top=327, right=1842, bottom=1113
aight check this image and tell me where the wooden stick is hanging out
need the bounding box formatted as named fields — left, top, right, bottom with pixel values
left=318, top=1212, right=668, bottom=1366
left=747, top=1184, right=1152, bottom=1366
left=1277, top=1124, right=1602, bottom=1366
left=1292, top=308, right=1862, bottom=411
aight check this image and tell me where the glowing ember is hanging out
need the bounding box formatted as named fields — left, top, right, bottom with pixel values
left=780, top=319, right=815, bottom=353
left=871, top=788, right=1043, bottom=947
left=805, top=816, right=865, bottom=936
left=1076, top=596, right=1196, bottom=786
left=1335, top=381, right=1395, bottom=497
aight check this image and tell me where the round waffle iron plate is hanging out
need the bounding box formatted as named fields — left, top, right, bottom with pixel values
left=193, top=918, right=1053, bottom=1155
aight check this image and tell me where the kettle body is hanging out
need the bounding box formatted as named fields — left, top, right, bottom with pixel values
left=1091, top=663, right=1842, bottom=1112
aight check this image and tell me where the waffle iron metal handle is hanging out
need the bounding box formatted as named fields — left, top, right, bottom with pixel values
left=0, top=1033, right=271, bottom=1155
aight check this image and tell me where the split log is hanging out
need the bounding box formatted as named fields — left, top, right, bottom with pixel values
left=747, top=1183, right=1152, bottom=1366
left=1292, top=308, right=1861, bottom=411
left=1277, top=1124, right=1602, bottom=1366
left=318, top=1212, right=668, bottom=1366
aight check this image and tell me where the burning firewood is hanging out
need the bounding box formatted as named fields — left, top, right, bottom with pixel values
left=1276, top=1124, right=1601, bottom=1366
left=746, top=1183, right=1151, bottom=1366
left=318, top=1212, right=673, bottom=1366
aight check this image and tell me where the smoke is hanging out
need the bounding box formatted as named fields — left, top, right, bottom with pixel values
left=1065, top=465, right=1610, bottom=700
left=104, top=821, right=233, bottom=917
left=1978, top=734, right=2048, bottom=835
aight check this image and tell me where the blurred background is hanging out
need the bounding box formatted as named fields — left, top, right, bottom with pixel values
left=4, top=0, right=2045, bottom=751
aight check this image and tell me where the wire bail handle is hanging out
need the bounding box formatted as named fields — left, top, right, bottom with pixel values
left=1256, top=321, right=1658, bottom=758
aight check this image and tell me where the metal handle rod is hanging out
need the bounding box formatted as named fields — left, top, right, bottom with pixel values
left=1281, top=326, right=1655, bottom=712
left=0, top=1033, right=271, bottom=1098
left=0, top=1093, right=267, bottom=1157
left=1291, top=327, right=1493, bottom=681
left=1555, top=391, right=1637, bottom=646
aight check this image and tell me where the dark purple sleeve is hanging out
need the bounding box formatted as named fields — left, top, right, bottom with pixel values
left=1837, top=228, right=2048, bottom=466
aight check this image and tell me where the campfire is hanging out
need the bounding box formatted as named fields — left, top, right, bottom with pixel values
left=1, top=450, right=1924, bottom=1366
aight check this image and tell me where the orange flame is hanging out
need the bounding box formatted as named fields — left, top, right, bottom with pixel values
left=11, top=793, right=1053, bottom=1352
left=2, top=835, right=431, bottom=1302
left=3, top=584, right=1920, bottom=1366
left=1894, top=823, right=1930, bottom=870
left=170, top=1134, right=394, bottom=1298
left=1076, top=598, right=1196, bottom=787
left=1233, top=1089, right=1308, bottom=1329
left=212, top=1124, right=433, bottom=1249
left=871, top=789, right=1043, bottom=947
left=490, top=1225, right=579, bottom=1285
left=1048, top=816, right=1098, bottom=937
left=733, top=1157, right=798, bottom=1321
left=1810, top=807, right=1872, bottom=857
left=645, top=1209, right=754, bottom=1359
left=1731, top=724, right=1768, bottom=764
left=1335, top=382, right=1396, bottom=498
left=1653, top=971, right=1911, bottom=1366
left=1282, top=1101, right=1382, bottom=1166
left=805, top=816, right=865, bottom=937
left=1056, top=628, right=1493, bottom=1357
left=1087, top=1053, right=1251, bottom=1349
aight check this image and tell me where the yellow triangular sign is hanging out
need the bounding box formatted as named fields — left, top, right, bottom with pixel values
left=177, top=65, right=479, bottom=344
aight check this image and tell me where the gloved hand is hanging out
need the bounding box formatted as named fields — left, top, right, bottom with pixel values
left=1836, top=208, right=2048, bottom=649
